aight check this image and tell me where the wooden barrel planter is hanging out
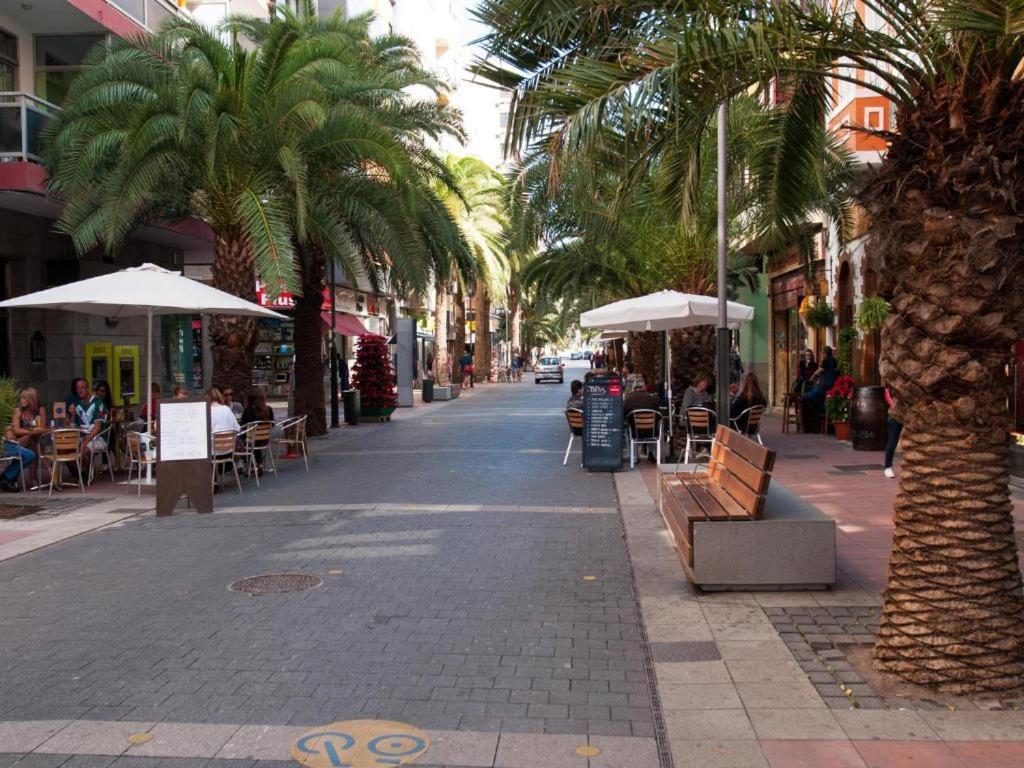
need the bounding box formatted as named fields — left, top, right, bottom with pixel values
left=850, top=386, right=888, bottom=451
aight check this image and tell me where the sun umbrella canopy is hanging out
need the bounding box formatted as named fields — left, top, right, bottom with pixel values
left=580, top=290, right=754, bottom=332
left=0, top=263, right=286, bottom=319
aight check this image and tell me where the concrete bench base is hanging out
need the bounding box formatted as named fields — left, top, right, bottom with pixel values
left=659, top=465, right=836, bottom=591
left=433, top=386, right=458, bottom=400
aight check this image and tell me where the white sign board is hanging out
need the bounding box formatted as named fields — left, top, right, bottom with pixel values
left=159, top=401, right=210, bottom=461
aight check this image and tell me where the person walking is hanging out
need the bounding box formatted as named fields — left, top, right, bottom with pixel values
left=458, top=348, right=474, bottom=388
left=884, top=387, right=902, bottom=479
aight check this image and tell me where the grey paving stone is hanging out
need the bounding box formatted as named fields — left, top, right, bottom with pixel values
left=7, top=756, right=71, bottom=768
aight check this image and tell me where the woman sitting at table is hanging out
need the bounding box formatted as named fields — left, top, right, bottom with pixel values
left=730, top=373, right=767, bottom=431
left=74, top=380, right=111, bottom=476
left=241, top=389, right=275, bottom=472
left=3, top=388, right=43, bottom=491
left=207, top=387, right=241, bottom=440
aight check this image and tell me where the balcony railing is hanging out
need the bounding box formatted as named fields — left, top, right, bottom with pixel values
left=0, top=92, right=60, bottom=164
left=106, top=0, right=187, bottom=33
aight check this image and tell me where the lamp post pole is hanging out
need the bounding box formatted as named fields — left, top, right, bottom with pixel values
left=329, top=259, right=340, bottom=428
left=715, top=101, right=731, bottom=427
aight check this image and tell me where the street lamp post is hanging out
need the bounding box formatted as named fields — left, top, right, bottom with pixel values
left=329, top=259, right=340, bottom=428
left=715, top=101, right=730, bottom=426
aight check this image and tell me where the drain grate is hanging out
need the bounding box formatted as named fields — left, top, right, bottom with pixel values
left=229, top=573, right=323, bottom=595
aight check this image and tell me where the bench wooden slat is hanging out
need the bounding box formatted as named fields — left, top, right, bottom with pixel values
left=689, top=478, right=752, bottom=521
left=711, top=442, right=772, bottom=496
left=716, top=426, right=775, bottom=473
left=705, top=457, right=764, bottom=517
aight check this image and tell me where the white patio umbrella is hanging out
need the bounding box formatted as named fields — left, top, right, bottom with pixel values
left=580, top=290, right=754, bottom=332
left=0, top=263, right=286, bottom=443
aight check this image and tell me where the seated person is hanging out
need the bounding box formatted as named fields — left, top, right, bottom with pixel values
left=803, top=347, right=839, bottom=409
left=680, top=375, right=710, bottom=412
left=624, top=385, right=660, bottom=417
left=74, top=380, right=111, bottom=476
left=566, top=380, right=584, bottom=410
left=730, top=373, right=767, bottom=431
left=622, top=363, right=646, bottom=395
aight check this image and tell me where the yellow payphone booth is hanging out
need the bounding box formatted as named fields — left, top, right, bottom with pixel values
left=113, top=344, right=140, bottom=405
left=84, top=342, right=112, bottom=390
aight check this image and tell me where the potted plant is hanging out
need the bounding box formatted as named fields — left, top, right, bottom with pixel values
left=837, top=325, right=859, bottom=375
left=825, top=374, right=855, bottom=440
left=805, top=299, right=836, bottom=329
left=855, top=296, right=890, bottom=333
left=352, top=334, right=398, bottom=421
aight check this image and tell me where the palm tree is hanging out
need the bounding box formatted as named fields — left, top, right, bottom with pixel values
left=477, top=0, right=1024, bottom=692
left=434, top=155, right=508, bottom=384
left=231, top=4, right=469, bottom=433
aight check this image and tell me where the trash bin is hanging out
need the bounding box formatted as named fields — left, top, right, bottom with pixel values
left=342, top=389, right=360, bottom=425
left=422, top=378, right=434, bottom=403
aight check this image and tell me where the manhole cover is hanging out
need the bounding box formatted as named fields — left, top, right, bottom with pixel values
left=229, top=573, right=323, bottom=595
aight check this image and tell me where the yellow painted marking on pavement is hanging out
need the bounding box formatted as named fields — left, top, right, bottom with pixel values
left=576, top=745, right=601, bottom=757
left=127, top=733, right=153, bottom=745
left=328, top=569, right=344, bottom=575
left=582, top=576, right=597, bottom=581
left=292, top=720, right=429, bottom=768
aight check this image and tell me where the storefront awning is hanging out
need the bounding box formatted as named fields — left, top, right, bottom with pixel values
left=321, top=311, right=369, bottom=336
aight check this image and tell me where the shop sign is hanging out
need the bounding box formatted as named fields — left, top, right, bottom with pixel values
left=255, top=280, right=331, bottom=310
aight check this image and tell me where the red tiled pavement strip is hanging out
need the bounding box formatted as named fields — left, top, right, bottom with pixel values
left=759, top=739, right=1024, bottom=768
left=640, top=414, right=1024, bottom=595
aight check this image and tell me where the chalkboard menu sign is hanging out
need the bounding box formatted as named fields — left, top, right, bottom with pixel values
left=583, top=376, right=623, bottom=471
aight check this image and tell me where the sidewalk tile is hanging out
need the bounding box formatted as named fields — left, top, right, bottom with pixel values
left=852, top=740, right=966, bottom=768
left=736, top=682, right=825, bottom=710
left=669, top=739, right=768, bottom=768
left=493, top=733, right=587, bottom=768
left=656, top=661, right=731, bottom=685
left=948, top=740, right=1024, bottom=768
left=833, top=711, right=938, bottom=741
left=663, top=710, right=756, bottom=741
left=127, top=723, right=241, bottom=758
left=587, top=735, right=659, bottom=768
left=921, top=712, right=1024, bottom=741
left=726, top=660, right=808, bottom=684
left=717, top=640, right=794, bottom=661
left=660, top=683, right=743, bottom=710
left=36, top=721, right=154, bottom=756
left=760, top=739, right=866, bottom=767
left=215, top=725, right=307, bottom=760
left=0, top=722, right=71, bottom=752
left=748, top=710, right=845, bottom=741
left=422, top=730, right=499, bottom=767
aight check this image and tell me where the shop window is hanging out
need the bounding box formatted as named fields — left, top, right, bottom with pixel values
left=0, top=29, right=17, bottom=92
left=34, top=34, right=106, bottom=105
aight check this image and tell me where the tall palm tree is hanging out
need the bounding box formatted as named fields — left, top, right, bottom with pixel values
left=231, top=4, right=469, bottom=433
left=46, top=18, right=329, bottom=393
left=477, top=0, right=1024, bottom=692
left=434, top=155, right=508, bottom=383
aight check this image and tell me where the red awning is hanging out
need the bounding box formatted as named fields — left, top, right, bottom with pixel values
left=321, top=311, right=369, bottom=336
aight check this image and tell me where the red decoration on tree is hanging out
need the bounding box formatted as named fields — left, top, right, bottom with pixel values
left=352, top=334, right=397, bottom=409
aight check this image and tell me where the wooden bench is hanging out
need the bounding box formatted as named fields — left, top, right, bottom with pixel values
left=660, top=425, right=835, bottom=590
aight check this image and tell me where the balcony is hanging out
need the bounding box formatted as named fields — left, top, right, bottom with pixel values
left=104, top=0, right=187, bottom=33
left=0, top=92, right=59, bottom=165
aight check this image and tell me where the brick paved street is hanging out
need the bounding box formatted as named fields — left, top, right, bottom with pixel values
left=2, top=365, right=1024, bottom=767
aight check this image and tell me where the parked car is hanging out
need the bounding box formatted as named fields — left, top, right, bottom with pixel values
left=583, top=350, right=593, bottom=360
left=569, top=351, right=582, bottom=360
left=534, top=356, right=564, bottom=384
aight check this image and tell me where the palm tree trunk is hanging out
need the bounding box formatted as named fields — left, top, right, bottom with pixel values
left=210, top=233, right=258, bottom=396
left=509, top=291, right=522, bottom=356
left=629, top=331, right=661, bottom=389
left=433, top=281, right=450, bottom=386
left=865, top=90, right=1024, bottom=693
left=670, top=326, right=715, bottom=394
left=293, top=243, right=327, bottom=437
left=453, top=284, right=466, bottom=373
left=474, top=286, right=492, bottom=382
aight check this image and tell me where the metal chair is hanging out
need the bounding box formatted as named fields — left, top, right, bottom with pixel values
left=86, top=427, right=116, bottom=486
left=564, top=408, right=584, bottom=466
left=626, top=409, right=663, bottom=469
left=238, top=420, right=277, bottom=485
left=48, top=428, right=84, bottom=496
left=211, top=430, right=243, bottom=494
left=125, top=431, right=157, bottom=498
left=679, top=407, right=717, bottom=467
left=0, top=439, right=27, bottom=491
left=275, top=415, right=309, bottom=471
left=730, top=405, right=766, bottom=444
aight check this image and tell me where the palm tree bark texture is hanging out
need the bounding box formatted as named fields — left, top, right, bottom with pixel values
left=473, top=286, right=492, bottom=383
left=292, top=243, right=328, bottom=437
left=865, top=79, right=1024, bottom=692
left=628, top=331, right=662, bottom=392
left=433, top=283, right=450, bottom=386
left=453, top=286, right=467, bottom=371
left=210, top=234, right=259, bottom=398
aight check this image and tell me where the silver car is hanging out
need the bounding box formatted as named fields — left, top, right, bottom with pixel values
left=534, top=356, right=564, bottom=384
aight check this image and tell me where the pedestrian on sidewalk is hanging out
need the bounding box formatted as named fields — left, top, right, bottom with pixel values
left=884, top=386, right=902, bottom=479
left=458, top=348, right=474, bottom=388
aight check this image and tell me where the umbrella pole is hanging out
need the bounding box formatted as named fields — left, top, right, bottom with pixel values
left=146, top=307, right=153, bottom=482
left=716, top=102, right=731, bottom=427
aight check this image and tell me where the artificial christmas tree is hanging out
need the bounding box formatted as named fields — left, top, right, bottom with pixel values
left=352, top=334, right=397, bottom=421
